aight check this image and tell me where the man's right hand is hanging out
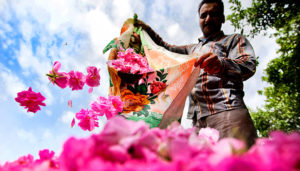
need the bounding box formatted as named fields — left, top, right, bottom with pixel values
left=194, top=52, right=223, bottom=75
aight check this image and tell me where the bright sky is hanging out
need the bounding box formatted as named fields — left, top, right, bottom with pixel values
left=0, top=0, right=278, bottom=162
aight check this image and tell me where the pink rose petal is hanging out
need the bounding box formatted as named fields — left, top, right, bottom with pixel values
left=68, top=100, right=72, bottom=108
left=88, top=87, right=93, bottom=94
left=71, top=118, right=76, bottom=128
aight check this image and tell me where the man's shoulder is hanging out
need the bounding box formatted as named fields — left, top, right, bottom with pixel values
left=222, top=33, right=250, bottom=45
left=224, top=33, right=241, bottom=40
left=226, top=33, right=250, bottom=40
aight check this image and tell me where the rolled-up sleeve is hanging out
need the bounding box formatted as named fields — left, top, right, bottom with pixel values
left=220, top=34, right=256, bottom=81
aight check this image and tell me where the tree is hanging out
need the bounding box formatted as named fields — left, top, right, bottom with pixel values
left=227, top=0, right=300, bottom=136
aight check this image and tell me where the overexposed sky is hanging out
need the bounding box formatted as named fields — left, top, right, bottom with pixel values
left=0, top=0, right=278, bottom=162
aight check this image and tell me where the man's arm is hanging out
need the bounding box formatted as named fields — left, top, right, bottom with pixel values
left=135, top=20, right=193, bottom=55
left=195, top=34, right=256, bottom=80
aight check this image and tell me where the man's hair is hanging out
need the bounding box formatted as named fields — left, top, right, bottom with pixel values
left=198, top=0, right=224, bottom=15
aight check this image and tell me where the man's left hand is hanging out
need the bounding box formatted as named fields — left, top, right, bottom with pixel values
left=194, top=52, right=222, bottom=75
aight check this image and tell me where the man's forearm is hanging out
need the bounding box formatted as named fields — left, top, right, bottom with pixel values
left=141, top=22, right=190, bottom=54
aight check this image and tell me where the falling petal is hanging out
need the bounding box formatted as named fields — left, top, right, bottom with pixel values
left=71, top=118, right=75, bottom=128
left=68, top=100, right=72, bottom=108
left=88, top=87, right=93, bottom=94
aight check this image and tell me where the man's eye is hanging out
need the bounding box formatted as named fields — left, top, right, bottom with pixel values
left=200, top=13, right=207, bottom=19
left=210, top=12, right=219, bottom=17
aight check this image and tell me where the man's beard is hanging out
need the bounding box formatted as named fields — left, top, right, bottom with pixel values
left=202, top=23, right=221, bottom=37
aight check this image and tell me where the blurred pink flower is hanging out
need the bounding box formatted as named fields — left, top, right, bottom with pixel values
left=2, top=116, right=300, bottom=171
left=75, top=109, right=99, bottom=131
left=107, top=96, right=124, bottom=118
left=85, top=66, right=101, bottom=87
left=68, top=70, right=85, bottom=91
left=37, top=149, right=59, bottom=169
left=1, top=154, right=34, bottom=171
left=90, top=96, right=111, bottom=117
left=166, top=136, right=193, bottom=161
left=198, top=127, right=220, bottom=144
left=90, top=96, right=123, bottom=119
left=60, top=137, right=95, bottom=170
left=16, top=154, right=34, bottom=166
left=15, top=87, right=46, bottom=113
left=38, top=149, right=55, bottom=161
left=247, top=131, right=300, bottom=171
left=215, top=156, right=262, bottom=171
left=47, top=61, right=69, bottom=89
left=209, top=138, right=246, bottom=165
left=98, top=117, right=149, bottom=146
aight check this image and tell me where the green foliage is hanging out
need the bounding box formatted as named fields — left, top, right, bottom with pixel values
left=228, top=0, right=300, bottom=136
left=228, top=0, right=300, bottom=37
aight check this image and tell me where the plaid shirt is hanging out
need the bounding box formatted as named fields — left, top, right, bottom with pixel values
left=186, top=31, right=256, bottom=119
left=145, top=28, right=256, bottom=120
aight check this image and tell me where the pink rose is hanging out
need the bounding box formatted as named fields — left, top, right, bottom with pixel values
left=47, top=61, right=69, bottom=89
left=75, top=109, right=99, bottom=131
left=90, top=96, right=123, bottom=120
left=15, top=87, right=46, bottom=113
left=85, top=66, right=101, bottom=87
left=107, top=96, right=123, bottom=118
left=68, top=70, right=85, bottom=91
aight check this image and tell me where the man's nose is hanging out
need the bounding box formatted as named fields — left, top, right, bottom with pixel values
left=205, top=14, right=212, bottom=22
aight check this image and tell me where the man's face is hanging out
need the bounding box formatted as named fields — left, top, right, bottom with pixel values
left=199, top=3, right=224, bottom=38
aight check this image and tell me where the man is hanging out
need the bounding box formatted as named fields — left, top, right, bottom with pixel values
left=136, top=0, right=257, bottom=147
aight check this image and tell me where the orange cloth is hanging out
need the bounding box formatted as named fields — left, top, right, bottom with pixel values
left=104, top=18, right=201, bottom=128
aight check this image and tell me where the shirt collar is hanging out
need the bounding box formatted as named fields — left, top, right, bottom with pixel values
left=198, top=31, right=225, bottom=44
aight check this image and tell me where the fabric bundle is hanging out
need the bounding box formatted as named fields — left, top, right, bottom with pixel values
left=104, top=17, right=201, bottom=128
